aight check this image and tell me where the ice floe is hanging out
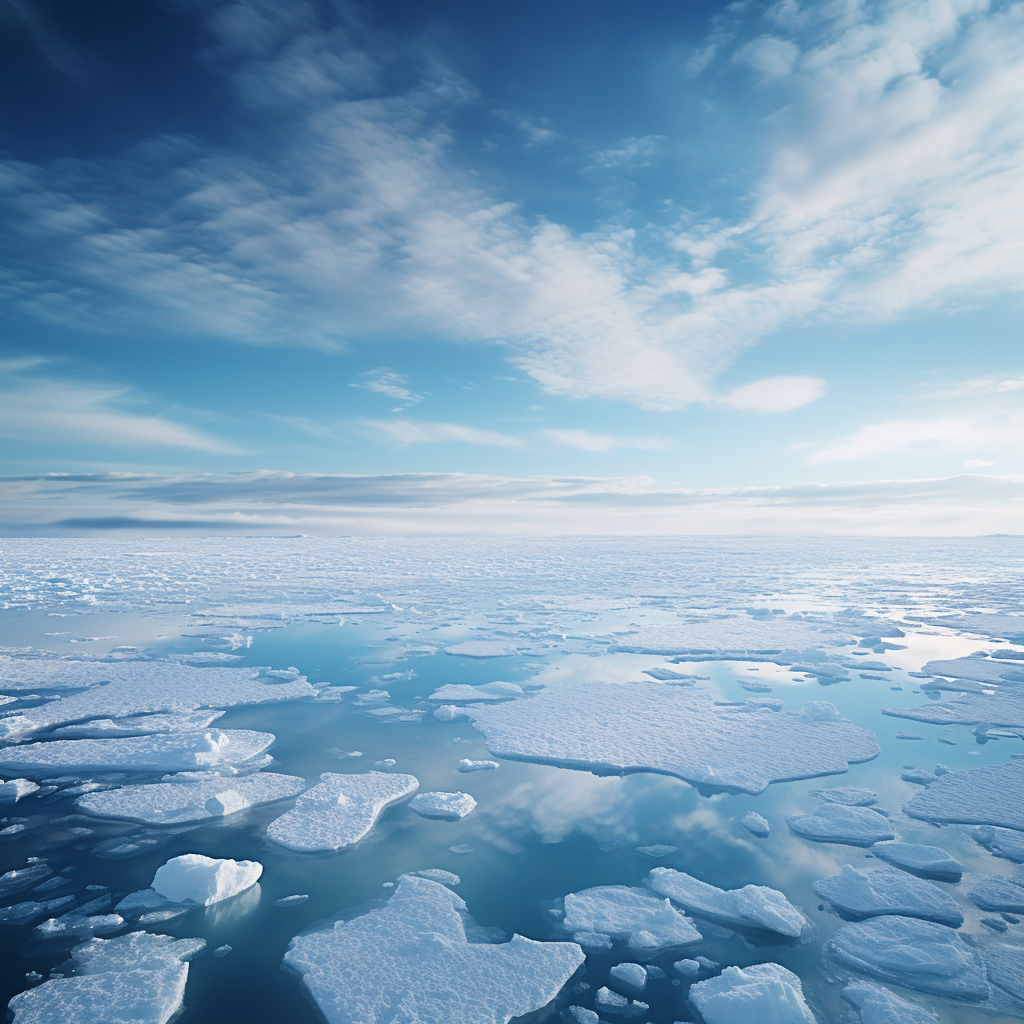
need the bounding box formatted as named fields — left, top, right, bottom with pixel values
left=0, top=778, right=39, bottom=802
left=48, top=710, right=224, bottom=739
left=283, top=874, right=583, bottom=1024
left=883, top=681, right=1024, bottom=730
left=457, top=758, right=499, bottom=772
left=967, top=876, right=1024, bottom=913
left=608, top=962, right=647, bottom=993
left=560, top=885, right=701, bottom=952
left=427, top=684, right=522, bottom=702
left=76, top=771, right=305, bottom=824
left=688, top=962, right=818, bottom=1024
left=903, top=760, right=1024, bottom=831
left=152, top=854, right=262, bottom=906
left=463, top=683, right=878, bottom=795
left=812, top=865, right=963, bottom=926
left=785, top=803, right=895, bottom=846
left=409, top=791, right=476, bottom=820
left=274, top=894, right=309, bottom=906
left=970, top=825, right=1024, bottom=863
left=414, top=869, right=460, bottom=885
left=6, top=930, right=205, bottom=1024
left=266, top=771, right=418, bottom=851
left=443, top=641, right=520, bottom=658
left=982, top=943, right=1024, bottom=1002
left=841, top=980, right=940, bottom=1024
left=648, top=867, right=813, bottom=942
left=635, top=844, right=677, bottom=858
left=741, top=811, right=770, bottom=838
left=807, top=786, right=878, bottom=805
left=870, top=842, right=963, bottom=882
left=608, top=615, right=849, bottom=654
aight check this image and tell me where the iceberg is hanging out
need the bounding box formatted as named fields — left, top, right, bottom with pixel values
left=283, top=874, right=583, bottom=1024
left=409, top=791, right=476, bottom=820
left=267, top=771, right=418, bottom=852
left=841, top=980, right=939, bottom=1024
left=811, top=865, right=963, bottom=926
left=688, top=962, right=818, bottom=1024
left=463, top=683, right=878, bottom=795
left=561, top=885, right=701, bottom=952
left=785, top=803, right=895, bottom=846
left=903, top=761, right=1024, bottom=831
left=870, top=842, right=963, bottom=882
left=152, top=854, right=262, bottom=906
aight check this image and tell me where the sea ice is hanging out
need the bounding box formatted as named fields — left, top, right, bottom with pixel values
left=274, top=894, right=310, bottom=906
left=822, top=916, right=989, bottom=1000
left=463, top=683, right=879, bottom=795
left=283, top=874, right=584, bottom=1024
left=983, top=943, right=1024, bottom=1002
left=919, top=657, right=1024, bottom=685
left=673, top=958, right=700, bottom=976
left=561, top=885, right=701, bottom=952
left=48, top=710, right=224, bottom=739
left=0, top=862, right=52, bottom=898
left=6, top=930, right=205, bottom=1024
left=841, top=980, right=940, bottom=1024
left=967, top=877, right=1024, bottom=913
left=428, top=685, right=515, bottom=702
left=76, top=771, right=305, bottom=824
left=0, top=896, right=75, bottom=926
left=152, top=854, right=262, bottom=906
left=608, top=615, right=848, bottom=654
left=635, top=844, right=678, bottom=857
left=443, top=641, right=520, bottom=658
left=811, top=865, right=963, bottom=926
left=565, top=1007, right=599, bottom=1024
left=870, top=842, right=963, bottom=882
left=807, top=786, right=878, bottom=805
left=609, top=962, right=647, bottom=993
left=902, top=761, right=1024, bottom=831
left=409, top=791, right=477, bottom=820
left=785, top=803, right=895, bottom=846
left=970, top=825, right=1024, bottom=863
left=882, top=682, right=1024, bottom=729
left=741, top=811, right=770, bottom=838
left=648, top=868, right=812, bottom=941
left=594, top=987, right=629, bottom=1012
left=0, top=779, right=39, bottom=803
left=688, top=962, right=818, bottom=1024
left=0, top=730, right=275, bottom=775
left=266, top=771, right=418, bottom=852
left=457, top=758, right=499, bottom=772
left=415, top=869, right=460, bottom=885
left=214, top=944, right=232, bottom=957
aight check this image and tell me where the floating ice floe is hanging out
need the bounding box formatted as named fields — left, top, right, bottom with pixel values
left=274, top=894, right=309, bottom=906
left=48, top=710, right=224, bottom=739
left=883, top=681, right=1024, bottom=730
left=33, top=895, right=124, bottom=940
left=266, top=771, right=418, bottom=852
left=785, top=803, right=895, bottom=846
left=0, top=861, right=52, bottom=898
left=415, top=869, right=460, bottom=885
left=841, top=980, right=939, bottom=1024
left=967, top=877, right=1024, bottom=913
left=443, top=641, right=520, bottom=658
left=0, top=730, right=275, bottom=776
left=457, top=759, right=499, bottom=772
left=870, top=842, right=963, bottom=882
left=903, top=760, right=1024, bottom=831
left=607, top=615, right=849, bottom=654
left=6, top=930, right=205, bottom=1024
left=560, top=885, right=701, bottom=952
left=648, top=868, right=812, bottom=942
left=409, top=791, right=476, bottom=820
left=919, top=657, right=1024, bottom=685
left=740, top=812, right=770, bottom=838
left=284, top=875, right=583, bottom=1024
left=594, top=986, right=648, bottom=1017
left=608, top=962, right=647, bottom=993
left=822, top=916, right=989, bottom=1000
left=635, top=844, right=677, bottom=858
left=983, top=943, right=1024, bottom=1002
left=688, top=962, right=818, bottom=1024
left=152, top=854, right=262, bottom=907
left=807, top=786, right=877, bottom=806
left=462, top=683, right=878, bottom=795
left=565, top=1007, right=598, bottom=1024
left=0, top=779, right=39, bottom=803
left=0, top=896, right=75, bottom=926
left=812, top=865, right=963, bottom=926
left=970, top=825, right=1024, bottom=863
left=427, top=684, right=523, bottom=702
left=76, top=771, right=305, bottom=824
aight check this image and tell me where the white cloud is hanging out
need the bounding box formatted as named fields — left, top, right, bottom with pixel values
left=921, top=375, right=1024, bottom=399
left=539, top=429, right=671, bottom=452
left=361, top=418, right=524, bottom=448
left=964, top=458, right=994, bottom=467
left=721, top=375, right=825, bottom=413
left=734, top=35, right=800, bottom=77
left=587, top=135, right=665, bottom=170
left=350, top=368, right=422, bottom=405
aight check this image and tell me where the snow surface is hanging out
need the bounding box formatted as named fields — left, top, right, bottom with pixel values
left=463, top=683, right=878, bottom=795
left=152, top=854, right=262, bottom=906
left=982, top=943, right=1024, bottom=1002
left=967, top=876, right=1024, bottom=913
left=7, top=930, right=205, bottom=1024
left=267, top=771, right=418, bottom=851
left=457, top=759, right=499, bottom=772
left=903, top=761, right=1024, bottom=831
left=409, top=791, right=476, bottom=820
left=283, top=874, right=583, bottom=1024
left=76, top=771, right=305, bottom=824
left=841, top=980, right=940, bottom=1024
left=648, top=867, right=811, bottom=941
left=811, top=865, right=963, bottom=926
left=428, top=683, right=524, bottom=702
left=688, top=962, right=818, bottom=1024
left=561, top=885, right=702, bottom=952
left=785, top=803, right=895, bottom=846
left=870, top=842, right=963, bottom=881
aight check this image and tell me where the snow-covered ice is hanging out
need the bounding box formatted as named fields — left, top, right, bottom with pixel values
left=967, top=876, right=1024, bottom=913
left=609, top=962, right=647, bottom=993
left=464, top=683, right=879, bottom=795
left=970, top=826, right=1024, bottom=863
left=870, top=842, right=963, bottom=882
left=741, top=811, right=770, bottom=838
left=274, top=894, right=309, bottom=906
left=635, top=844, right=677, bottom=857
left=283, top=874, right=584, bottom=1024
left=811, top=865, right=963, bottom=926
left=903, top=760, right=1024, bottom=831
left=0, top=778, right=39, bottom=802
left=648, top=867, right=812, bottom=941
left=428, top=683, right=524, bottom=702
left=443, top=641, right=520, bottom=658
left=807, top=786, right=878, bottom=805
left=841, top=980, right=939, bottom=1024
left=267, top=771, right=418, bottom=851
left=409, top=791, right=476, bottom=820
left=48, top=710, right=224, bottom=739
left=414, top=869, right=460, bottom=885
left=785, top=803, right=895, bottom=846
left=560, top=885, right=702, bottom=952
left=152, top=854, right=262, bottom=906
left=688, top=962, right=818, bottom=1024
left=457, top=758, right=499, bottom=772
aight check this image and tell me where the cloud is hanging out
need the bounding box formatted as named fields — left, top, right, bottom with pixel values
left=539, top=429, right=671, bottom=452
left=350, top=368, right=422, bottom=405
left=361, top=419, right=524, bottom=448
left=921, top=376, right=1024, bottom=400
left=587, top=135, right=665, bottom=170
left=964, top=458, right=994, bottom=467
left=721, top=376, right=825, bottom=413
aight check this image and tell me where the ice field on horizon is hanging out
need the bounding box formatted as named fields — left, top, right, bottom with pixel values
left=0, top=534, right=1023, bottom=1023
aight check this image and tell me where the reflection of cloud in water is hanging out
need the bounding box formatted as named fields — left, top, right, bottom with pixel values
left=203, top=881, right=261, bottom=928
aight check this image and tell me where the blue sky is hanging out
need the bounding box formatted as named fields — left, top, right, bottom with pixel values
left=1, top=0, right=1022, bottom=533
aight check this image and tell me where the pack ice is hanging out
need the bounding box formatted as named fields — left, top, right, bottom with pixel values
left=462, top=683, right=878, bottom=795
left=882, top=682, right=1024, bottom=729
left=903, top=761, right=1024, bottom=831
left=870, top=842, right=963, bottom=882
left=409, top=791, right=476, bottom=820
left=812, top=865, right=963, bottom=926
left=607, top=614, right=848, bottom=654
left=648, top=868, right=812, bottom=942
left=559, top=885, right=701, bottom=952
left=688, top=962, right=818, bottom=1024
left=0, top=730, right=275, bottom=775
left=785, top=803, right=895, bottom=846
left=76, top=771, right=305, bottom=824
left=283, top=874, right=584, bottom=1024
left=6, top=930, right=205, bottom=1024
left=267, top=771, right=418, bottom=851
left=841, top=980, right=940, bottom=1024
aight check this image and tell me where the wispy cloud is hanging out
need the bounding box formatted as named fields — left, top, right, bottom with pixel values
left=587, top=135, right=664, bottom=170
left=539, top=429, right=671, bottom=452
left=720, top=376, right=825, bottom=413
left=350, top=368, right=422, bottom=407
left=361, top=419, right=524, bottom=448
left=920, top=376, right=1024, bottom=400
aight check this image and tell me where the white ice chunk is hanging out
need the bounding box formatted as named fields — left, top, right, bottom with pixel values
left=0, top=778, right=40, bottom=803
left=409, top=791, right=476, bottom=820
left=284, top=875, right=583, bottom=1024
left=967, top=876, right=1024, bottom=913
left=903, top=760, right=1024, bottom=831
left=983, top=943, right=1024, bottom=1002
left=674, top=958, right=701, bottom=976
left=0, top=729, right=275, bottom=775
left=152, top=853, right=262, bottom=906
left=649, top=868, right=811, bottom=940
left=595, top=987, right=629, bottom=1012
left=49, top=710, right=224, bottom=739
left=566, top=1007, right=599, bottom=1024
left=77, top=772, right=304, bottom=824
left=842, top=980, right=939, bottom=1024
left=741, top=812, right=770, bottom=838
left=609, top=616, right=846, bottom=653
left=870, top=842, right=963, bottom=882
left=561, top=885, right=701, bottom=952
left=609, top=962, right=647, bottom=993
left=434, top=705, right=468, bottom=722
left=274, top=894, right=309, bottom=906
left=6, top=930, right=205, bottom=1024
left=688, top=962, right=817, bottom=1024
left=427, top=685, right=513, bottom=702
left=812, top=865, right=963, bottom=926
left=970, top=825, right=1024, bottom=863
left=822, top=916, right=989, bottom=1000
left=807, top=786, right=878, bottom=805
left=463, top=683, right=878, bottom=795
left=443, top=641, right=520, bottom=658
left=267, top=771, right=418, bottom=852
left=415, top=869, right=460, bottom=885
left=457, top=758, right=499, bottom=772
left=785, top=803, right=895, bottom=846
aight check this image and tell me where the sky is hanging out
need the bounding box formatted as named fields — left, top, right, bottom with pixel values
left=1, top=0, right=1022, bottom=534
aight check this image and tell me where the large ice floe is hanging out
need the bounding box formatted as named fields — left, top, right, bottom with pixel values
left=882, top=682, right=1024, bottom=729
left=688, top=962, right=818, bottom=1024
left=76, top=771, right=305, bottom=824
left=6, top=930, right=205, bottom=1024
left=841, top=980, right=940, bottom=1024
left=811, top=865, right=963, bottom=926
left=266, top=771, right=418, bottom=851
left=870, top=842, right=963, bottom=882
left=822, top=916, right=989, bottom=1000
left=557, top=884, right=702, bottom=952
left=283, top=874, right=584, bottom=1024
left=903, top=760, right=1024, bottom=831
left=462, top=683, right=878, bottom=795
left=0, top=729, right=275, bottom=775
left=648, top=868, right=813, bottom=943
left=785, top=802, right=895, bottom=846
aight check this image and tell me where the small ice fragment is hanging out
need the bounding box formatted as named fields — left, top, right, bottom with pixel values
left=274, top=894, right=309, bottom=907
left=409, top=791, right=477, bottom=820
left=434, top=705, right=468, bottom=722
left=689, top=963, right=816, bottom=1024
left=595, top=987, right=629, bottom=1012
left=740, top=812, right=770, bottom=838
left=414, top=869, right=460, bottom=885
left=565, top=1008, right=599, bottom=1024
left=609, top=962, right=647, bottom=993
left=374, top=758, right=397, bottom=767
left=152, top=853, right=262, bottom=907
left=785, top=803, right=895, bottom=846
left=449, top=844, right=474, bottom=854
left=674, top=958, right=700, bottom=976
left=635, top=844, right=677, bottom=858
left=901, top=768, right=935, bottom=785
left=443, top=641, right=519, bottom=658
left=214, top=944, right=232, bottom=957
left=897, top=732, right=924, bottom=740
